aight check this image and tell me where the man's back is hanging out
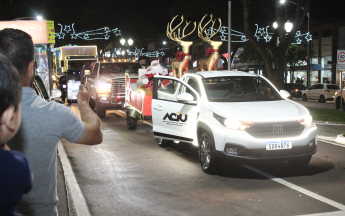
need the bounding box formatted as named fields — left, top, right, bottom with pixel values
left=8, top=87, right=85, bottom=216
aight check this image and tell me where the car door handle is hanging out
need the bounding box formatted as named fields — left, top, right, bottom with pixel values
left=153, top=107, right=163, bottom=111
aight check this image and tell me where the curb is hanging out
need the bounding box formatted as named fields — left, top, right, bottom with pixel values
left=317, top=135, right=345, bottom=146
left=315, top=121, right=345, bottom=126
left=57, top=141, right=91, bottom=216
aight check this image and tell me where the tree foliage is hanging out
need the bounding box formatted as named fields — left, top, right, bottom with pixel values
left=241, top=0, right=310, bottom=89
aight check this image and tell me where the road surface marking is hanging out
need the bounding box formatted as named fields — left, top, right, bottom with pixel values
left=243, top=165, right=345, bottom=211
left=58, top=141, right=91, bottom=216
left=297, top=211, right=345, bottom=216
left=317, top=136, right=345, bottom=148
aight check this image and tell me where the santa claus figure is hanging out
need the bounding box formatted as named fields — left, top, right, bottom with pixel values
left=144, top=58, right=167, bottom=75
left=137, top=59, right=170, bottom=92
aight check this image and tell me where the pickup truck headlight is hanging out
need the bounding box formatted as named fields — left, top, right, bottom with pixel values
left=97, top=82, right=112, bottom=94
left=213, top=113, right=253, bottom=130
left=298, top=115, right=313, bottom=127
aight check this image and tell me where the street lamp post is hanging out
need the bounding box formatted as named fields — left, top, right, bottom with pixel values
left=120, top=38, right=133, bottom=61
left=279, top=0, right=311, bottom=87
left=272, top=20, right=293, bottom=32
left=306, top=11, right=311, bottom=87
left=162, top=41, right=180, bottom=65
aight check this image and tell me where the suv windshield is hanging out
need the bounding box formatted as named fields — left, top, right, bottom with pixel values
left=99, top=62, right=141, bottom=74
left=203, top=76, right=282, bottom=102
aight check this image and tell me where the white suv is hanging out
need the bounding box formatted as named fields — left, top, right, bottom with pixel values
left=152, top=71, right=317, bottom=174
left=302, top=83, right=339, bottom=103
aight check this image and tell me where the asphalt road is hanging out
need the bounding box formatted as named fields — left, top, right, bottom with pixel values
left=61, top=109, right=345, bottom=216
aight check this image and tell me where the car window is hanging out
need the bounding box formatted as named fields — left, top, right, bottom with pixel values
left=327, top=85, right=339, bottom=90
left=202, top=76, right=282, bottom=102
left=309, top=85, right=317, bottom=90
left=156, top=78, right=197, bottom=103
left=99, top=63, right=141, bottom=74
left=186, top=77, right=201, bottom=96
left=317, top=84, right=324, bottom=89
left=92, top=63, right=99, bottom=74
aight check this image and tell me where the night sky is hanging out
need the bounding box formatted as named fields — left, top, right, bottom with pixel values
left=0, top=0, right=344, bottom=45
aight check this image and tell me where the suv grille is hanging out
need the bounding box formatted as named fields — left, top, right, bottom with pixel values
left=246, top=121, right=305, bottom=138
left=111, top=78, right=126, bottom=96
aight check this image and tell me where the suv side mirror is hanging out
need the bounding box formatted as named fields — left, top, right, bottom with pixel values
left=177, top=93, right=196, bottom=104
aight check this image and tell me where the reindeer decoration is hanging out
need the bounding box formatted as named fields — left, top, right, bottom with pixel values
left=167, top=15, right=196, bottom=78
left=198, top=14, right=223, bottom=71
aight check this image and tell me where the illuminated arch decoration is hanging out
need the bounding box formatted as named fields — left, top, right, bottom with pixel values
left=278, top=31, right=313, bottom=45
left=207, top=26, right=248, bottom=42
left=105, top=47, right=165, bottom=58
left=207, top=26, right=312, bottom=44
left=55, top=23, right=121, bottom=40
left=254, top=24, right=272, bottom=42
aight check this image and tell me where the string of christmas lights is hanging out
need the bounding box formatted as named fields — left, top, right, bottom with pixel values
left=55, top=23, right=121, bottom=40
left=207, top=26, right=312, bottom=44
left=104, top=47, right=165, bottom=58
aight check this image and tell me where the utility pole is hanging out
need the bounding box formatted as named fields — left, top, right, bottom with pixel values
left=306, top=11, right=311, bottom=87
left=228, top=1, right=231, bottom=71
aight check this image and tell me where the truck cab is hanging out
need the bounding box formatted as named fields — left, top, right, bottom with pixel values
left=85, top=61, right=142, bottom=117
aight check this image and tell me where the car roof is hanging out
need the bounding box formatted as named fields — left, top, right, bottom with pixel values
left=99, top=61, right=139, bottom=64
left=195, top=70, right=258, bottom=78
left=285, top=83, right=305, bottom=86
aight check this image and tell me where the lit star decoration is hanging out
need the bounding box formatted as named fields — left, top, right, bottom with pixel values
left=207, top=25, right=312, bottom=45
left=64, top=25, right=71, bottom=33
left=254, top=24, right=272, bottom=42
left=131, top=47, right=165, bottom=57
left=291, top=31, right=312, bottom=44
left=55, top=23, right=122, bottom=40
left=305, top=33, right=312, bottom=41
left=56, top=24, right=66, bottom=39
left=207, top=27, right=248, bottom=42
left=106, top=47, right=165, bottom=58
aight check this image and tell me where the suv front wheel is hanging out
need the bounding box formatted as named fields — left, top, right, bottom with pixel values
left=199, top=131, right=218, bottom=174
left=336, top=97, right=345, bottom=110
left=302, top=94, right=308, bottom=101
left=319, top=95, right=326, bottom=103
left=126, top=109, right=137, bottom=130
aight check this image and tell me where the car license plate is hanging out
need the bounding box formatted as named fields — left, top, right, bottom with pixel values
left=266, top=141, right=292, bottom=150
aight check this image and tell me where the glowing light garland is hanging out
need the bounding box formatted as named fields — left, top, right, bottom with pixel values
left=207, top=26, right=248, bottom=42
left=55, top=23, right=121, bottom=40
left=50, top=44, right=78, bottom=52
left=105, top=47, right=165, bottom=58
left=207, top=26, right=312, bottom=44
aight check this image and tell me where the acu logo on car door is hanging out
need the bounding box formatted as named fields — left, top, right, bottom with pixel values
left=163, top=111, right=188, bottom=126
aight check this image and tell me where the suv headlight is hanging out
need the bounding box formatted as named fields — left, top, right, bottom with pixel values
left=298, top=115, right=313, bottom=127
left=213, top=113, right=253, bottom=130
left=97, top=82, right=112, bottom=94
